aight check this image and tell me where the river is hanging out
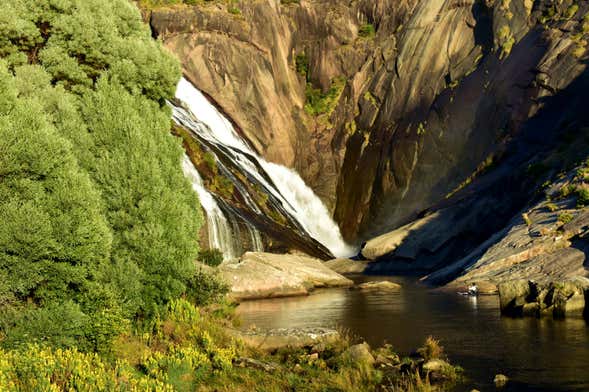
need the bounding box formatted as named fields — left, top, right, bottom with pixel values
left=236, top=276, right=589, bottom=391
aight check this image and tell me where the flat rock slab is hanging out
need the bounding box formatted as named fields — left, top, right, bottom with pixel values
left=236, top=327, right=340, bottom=351
left=324, top=258, right=368, bottom=274
left=352, top=281, right=402, bottom=292
left=219, top=252, right=353, bottom=300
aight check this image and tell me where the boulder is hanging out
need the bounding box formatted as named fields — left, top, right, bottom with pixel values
left=324, top=258, right=368, bottom=274
left=352, top=281, right=402, bottom=292
left=498, top=277, right=589, bottom=318
left=236, top=327, right=340, bottom=352
left=552, top=277, right=589, bottom=318
left=494, top=374, right=509, bottom=388
left=474, top=281, right=498, bottom=295
left=219, top=252, right=353, bottom=300
left=423, top=359, right=454, bottom=381
left=341, top=343, right=375, bottom=366
left=498, top=280, right=531, bottom=315
left=422, top=359, right=449, bottom=373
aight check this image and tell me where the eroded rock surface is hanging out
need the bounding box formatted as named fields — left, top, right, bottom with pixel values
left=149, top=0, right=589, bottom=248
left=219, top=252, right=353, bottom=300
left=324, top=258, right=368, bottom=274
left=144, top=1, right=589, bottom=286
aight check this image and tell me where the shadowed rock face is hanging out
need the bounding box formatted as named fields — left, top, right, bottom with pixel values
left=147, top=0, right=589, bottom=250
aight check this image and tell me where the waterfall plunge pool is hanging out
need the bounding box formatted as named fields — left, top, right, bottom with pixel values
left=236, top=276, right=589, bottom=391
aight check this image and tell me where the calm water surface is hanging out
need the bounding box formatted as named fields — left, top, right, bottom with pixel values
left=236, top=277, right=589, bottom=391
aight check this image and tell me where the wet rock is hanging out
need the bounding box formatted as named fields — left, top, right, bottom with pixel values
left=494, top=374, right=509, bottom=388
left=220, top=252, right=353, bottom=300
left=236, top=327, right=340, bottom=352
left=552, top=277, right=589, bottom=318
left=352, top=281, right=402, bottom=292
left=498, top=277, right=589, bottom=318
left=498, top=280, right=531, bottom=315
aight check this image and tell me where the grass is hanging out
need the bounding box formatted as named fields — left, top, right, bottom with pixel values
left=416, top=336, right=444, bottom=362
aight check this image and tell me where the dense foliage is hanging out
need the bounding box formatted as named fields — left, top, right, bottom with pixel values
left=0, top=0, right=208, bottom=351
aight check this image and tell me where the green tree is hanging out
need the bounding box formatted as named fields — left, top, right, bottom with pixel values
left=0, top=0, right=206, bottom=349
left=0, top=65, right=112, bottom=307
left=78, top=79, right=202, bottom=318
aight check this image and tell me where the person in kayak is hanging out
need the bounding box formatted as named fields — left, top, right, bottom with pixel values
left=468, top=283, right=478, bottom=296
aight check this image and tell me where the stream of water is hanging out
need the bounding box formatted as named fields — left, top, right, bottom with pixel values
left=237, top=277, right=589, bottom=391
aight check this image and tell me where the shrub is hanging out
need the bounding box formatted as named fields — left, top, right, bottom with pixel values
left=295, top=53, right=309, bottom=78
left=558, top=212, right=573, bottom=224
left=304, top=78, right=345, bottom=116
left=0, top=63, right=119, bottom=350
left=227, top=1, right=241, bottom=15
left=358, top=24, right=376, bottom=38
left=417, top=336, right=444, bottom=361
left=186, top=270, right=229, bottom=306
left=198, top=249, right=224, bottom=267
left=546, top=202, right=558, bottom=212
left=576, top=187, right=589, bottom=207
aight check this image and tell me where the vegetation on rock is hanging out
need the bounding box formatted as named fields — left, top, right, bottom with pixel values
left=304, top=78, right=346, bottom=117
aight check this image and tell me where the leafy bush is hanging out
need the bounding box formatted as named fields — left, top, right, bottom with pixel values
left=0, top=0, right=203, bottom=348
left=198, top=248, right=225, bottom=267
left=295, top=53, right=309, bottom=78
left=576, top=187, right=589, bottom=207
left=304, top=78, right=346, bottom=116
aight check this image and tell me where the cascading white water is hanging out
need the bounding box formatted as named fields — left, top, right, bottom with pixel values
left=182, top=155, right=262, bottom=260
left=175, top=78, right=355, bottom=257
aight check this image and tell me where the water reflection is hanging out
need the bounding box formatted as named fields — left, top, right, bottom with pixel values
left=237, top=277, right=589, bottom=391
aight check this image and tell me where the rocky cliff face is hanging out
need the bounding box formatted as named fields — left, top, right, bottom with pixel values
left=145, top=1, right=589, bottom=279
left=148, top=0, right=375, bottom=212
left=148, top=0, right=588, bottom=245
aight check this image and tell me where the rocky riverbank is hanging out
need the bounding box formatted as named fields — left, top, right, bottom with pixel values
left=498, top=277, right=589, bottom=319
left=233, top=326, right=464, bottom=391
left=218, top=252, right=353, bottom=300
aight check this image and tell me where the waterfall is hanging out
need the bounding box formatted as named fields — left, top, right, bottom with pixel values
left=175, top=78, right=355, bottom=258
left=182, top=155, right=262, bottom=260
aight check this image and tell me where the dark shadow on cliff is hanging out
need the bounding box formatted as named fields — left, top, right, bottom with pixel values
left=366, top=62, right=589, bottom=281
